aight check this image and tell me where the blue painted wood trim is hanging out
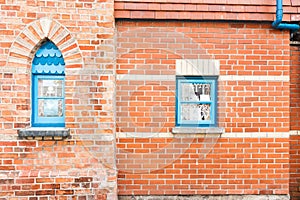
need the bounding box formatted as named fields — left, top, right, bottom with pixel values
left=176, top=76, right=218, bottom=127
left=32, top=75, right=65, bottom=127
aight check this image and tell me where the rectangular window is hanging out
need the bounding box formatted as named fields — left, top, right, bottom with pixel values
left=32, top=75, right=65, bottom=127
left=176, top=76, right=217, bottom=127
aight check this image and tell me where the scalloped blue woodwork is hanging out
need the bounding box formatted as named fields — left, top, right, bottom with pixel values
left=32, top=40, right=65, bottom=74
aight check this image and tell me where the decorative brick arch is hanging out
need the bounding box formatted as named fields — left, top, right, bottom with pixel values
left=8, top=17, right=83, bottom=69
left=6, top=18, right=83, bottom=130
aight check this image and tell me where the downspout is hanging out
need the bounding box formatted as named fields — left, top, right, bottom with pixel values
left=272, top=0, right=300, bottom=32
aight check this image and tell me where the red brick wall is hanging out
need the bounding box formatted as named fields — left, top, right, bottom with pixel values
left=0, top=1, right=117, bottom=198
left=117, top=137, right=289, bottom=195
left=290, top=46, right=300, bottom=130
left=115, top=0, right=300, bottom=21
left=290, top=45, right=300, bottom=200
left=0, top=140, right=112, bottom=199
left=116, top=21, right=290, bottom=135
left=290, top=135, right=300, bottom=200
left=116, top=20, right=291, bottom=196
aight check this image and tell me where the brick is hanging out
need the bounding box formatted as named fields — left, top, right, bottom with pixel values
left=15, top=191, right=34, bottom=196
left=36, top=190, right=55, bottom=195
left=0, top=0, right=297, bottom=198
left=75, top=177, right=93, bottom=182
left=0, top=179, right=14, bottom=184
left=16, top=179, right=34, bottom=184
left=117, top=133, right=289, bottom=195
left=42, top=183, right=60, bottom=190
left=56, top=178, right=74, bottom=183
left=56, top=190, right=74, bottom=195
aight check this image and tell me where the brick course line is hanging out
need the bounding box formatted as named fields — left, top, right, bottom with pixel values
left=117, top=74, right=289, bottom=81
left=116, top=132, right=290, bottom=138
left=219, top=75, right=289, bottom=81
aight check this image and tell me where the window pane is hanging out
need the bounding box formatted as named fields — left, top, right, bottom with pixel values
left=38, top=79, right=63, bottom=97
left=181, top=104, right=211, bottom=121
left=181, top=83, right=211, bottom=101
left=38, top=99, right=63, bottom=117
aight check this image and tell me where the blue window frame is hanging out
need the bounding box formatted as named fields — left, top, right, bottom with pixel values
left=176, top=76, right=217, bottom=127
left=31, top=40, right=65, bottom=127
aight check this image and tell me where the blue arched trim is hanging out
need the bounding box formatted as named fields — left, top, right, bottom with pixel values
left=32, top=40, right=65, bottom=74
left=32, top=40, right=65, bottom=127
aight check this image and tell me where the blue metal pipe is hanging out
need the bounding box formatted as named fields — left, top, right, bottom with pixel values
left=272, top=0, right=299, bottom=32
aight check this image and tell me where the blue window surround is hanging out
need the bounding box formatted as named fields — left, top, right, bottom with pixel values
left=176, top=76, right=217, bottom=127
left=31, top=40, right=65, bottom=127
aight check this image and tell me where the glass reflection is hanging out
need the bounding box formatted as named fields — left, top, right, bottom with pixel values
left=181, top=104, right=210, bottom=121
left=181, top=83, right=211, bottom=101
left=38, top=79, right=63, bottom=97
left=38, top=99, right=63, bottom=117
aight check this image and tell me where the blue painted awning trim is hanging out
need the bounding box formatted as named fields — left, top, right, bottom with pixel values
left=32, top=64, right=65, bottom=74
left=35, top=51, right=62, bottom=58
left=32, top=40, right=65, bottom=74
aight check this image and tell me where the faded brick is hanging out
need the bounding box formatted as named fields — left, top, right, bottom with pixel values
left=75, top=177, right=93, bottom=183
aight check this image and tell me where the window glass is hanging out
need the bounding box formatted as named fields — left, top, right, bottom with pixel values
left=176, top=77, right=217, bottom=127
left=38, top=79, right=63, bottom=97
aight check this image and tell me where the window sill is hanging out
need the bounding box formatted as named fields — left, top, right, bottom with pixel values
left=18, top=127, right=70, bottom=140
left=172, top=127, right=224, bottom=134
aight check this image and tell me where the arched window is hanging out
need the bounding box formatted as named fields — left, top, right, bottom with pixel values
left=32, top=40, right=65, bottom=127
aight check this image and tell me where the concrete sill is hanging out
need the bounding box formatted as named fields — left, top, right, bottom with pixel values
left=172, top=127, right=224, bottom=134
left=18, top=127, right=70, bottom=140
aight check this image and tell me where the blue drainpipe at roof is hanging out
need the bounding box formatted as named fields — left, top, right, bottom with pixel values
left=272, top=0, right=300, bottom=32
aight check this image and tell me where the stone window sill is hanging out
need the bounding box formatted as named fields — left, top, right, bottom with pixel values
left=172, top=127, right=224, bottom=134
left=18, top=127, right=70, bottom=140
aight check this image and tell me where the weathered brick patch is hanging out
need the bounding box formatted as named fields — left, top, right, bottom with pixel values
left=0, top=0, right=117, bottom=198
left=0, top=139, right=113, bottom=199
